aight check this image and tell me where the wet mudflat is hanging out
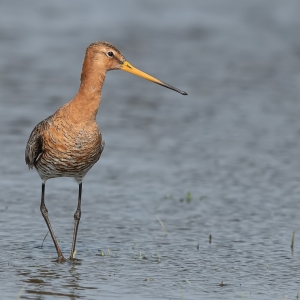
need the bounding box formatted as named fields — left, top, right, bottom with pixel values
left=1, top=0, right=300, bottom=299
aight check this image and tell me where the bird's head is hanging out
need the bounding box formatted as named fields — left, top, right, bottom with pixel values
left=85, top=41, right=188, bottom=95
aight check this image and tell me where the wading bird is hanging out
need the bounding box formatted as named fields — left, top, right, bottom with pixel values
left=25, top=41, right=187, bottom=262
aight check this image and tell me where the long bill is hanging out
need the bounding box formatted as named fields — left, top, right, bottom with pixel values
left=121, top=61, right=188, bottom=95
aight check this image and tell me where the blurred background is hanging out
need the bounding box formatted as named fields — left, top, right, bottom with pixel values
left=1, top=0, right=300, bottom=299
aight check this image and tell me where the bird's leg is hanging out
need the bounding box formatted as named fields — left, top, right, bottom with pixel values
left=70, top=182, right=82, bottom=259
left=40, top=183, right=66, bottom=263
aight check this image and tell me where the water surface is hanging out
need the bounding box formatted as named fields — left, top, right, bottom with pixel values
left=1, top=0, right=300, bottom=299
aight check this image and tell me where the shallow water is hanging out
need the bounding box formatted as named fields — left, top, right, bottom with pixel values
left=1, top=0, right=300, bottom=299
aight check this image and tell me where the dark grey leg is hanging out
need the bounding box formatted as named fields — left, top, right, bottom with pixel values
left=40, top=183, right=66, bottom=262
left=70, top=183, right=82, bottom=259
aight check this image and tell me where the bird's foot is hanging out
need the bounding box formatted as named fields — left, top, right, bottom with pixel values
left=55, top=255, right=67, bottom=263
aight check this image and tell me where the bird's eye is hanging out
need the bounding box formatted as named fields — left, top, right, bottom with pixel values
left=107, top=51, right=114, bottom=57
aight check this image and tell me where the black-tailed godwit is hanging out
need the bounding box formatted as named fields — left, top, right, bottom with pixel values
left=25, top=41, right=187, bottom=262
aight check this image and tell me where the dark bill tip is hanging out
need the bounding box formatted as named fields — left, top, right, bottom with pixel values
left=157, top=81, right=188, bottom=96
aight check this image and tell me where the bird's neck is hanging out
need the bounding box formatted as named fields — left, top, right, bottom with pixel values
left=69, top=55, right=107, bottom=123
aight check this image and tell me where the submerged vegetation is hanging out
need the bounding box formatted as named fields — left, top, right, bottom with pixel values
left=164, top=192, right=207, bottom=203
left=291, top=231, right=296, bottom=252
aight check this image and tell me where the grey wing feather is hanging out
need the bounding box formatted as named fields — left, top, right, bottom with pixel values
left=100, top=140, right=105, bottom=155
left=25, top=118, right=49, bottom=169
